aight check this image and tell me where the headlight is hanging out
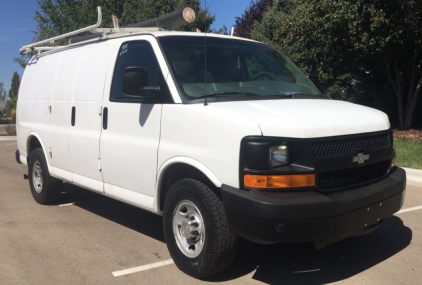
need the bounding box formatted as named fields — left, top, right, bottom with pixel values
left=269, top=144, right=288, bottom=167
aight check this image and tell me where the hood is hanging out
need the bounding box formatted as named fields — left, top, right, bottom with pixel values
left=211, top=99, right=390, bottom=138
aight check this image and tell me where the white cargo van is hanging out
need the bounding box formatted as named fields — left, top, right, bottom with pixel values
left=16, top=7, right=406, bottom=278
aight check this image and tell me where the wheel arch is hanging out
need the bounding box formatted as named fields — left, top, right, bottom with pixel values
left=26, top=133, right=51, bottom=172
left=155, top=158, right=222, bottom=214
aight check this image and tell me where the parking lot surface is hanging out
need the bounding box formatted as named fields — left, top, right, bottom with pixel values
left=1, top=139, right=421, bottom=284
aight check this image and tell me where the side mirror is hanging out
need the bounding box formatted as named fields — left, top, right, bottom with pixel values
left=122, top=66, right=160, bottom=97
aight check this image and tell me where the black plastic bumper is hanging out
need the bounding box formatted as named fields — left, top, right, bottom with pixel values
left=221, top=167, right=406, bottom=244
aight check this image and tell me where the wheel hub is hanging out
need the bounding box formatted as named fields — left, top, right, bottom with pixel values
left=32, top=160, right=43, bottom=193
left=172, top=200, right=205, bottom=258
left=180, top=214, right=200, bottom=240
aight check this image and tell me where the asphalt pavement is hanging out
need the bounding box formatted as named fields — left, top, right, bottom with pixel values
left=1, top=139, right=421, bottom=284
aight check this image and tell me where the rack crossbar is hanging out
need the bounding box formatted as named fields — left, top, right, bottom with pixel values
left=20, top=7, right=103, bottom=55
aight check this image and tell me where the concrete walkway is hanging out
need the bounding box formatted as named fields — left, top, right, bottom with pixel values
left=0, top=136, right=17, bottom=141
left=403, top=168, right=422, bottom=187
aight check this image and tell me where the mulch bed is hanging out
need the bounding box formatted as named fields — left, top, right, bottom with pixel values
left=393, top=129, right=422, bottom=143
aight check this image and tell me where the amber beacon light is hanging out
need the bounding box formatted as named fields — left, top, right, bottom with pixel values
left=244, top=174, right=316, bottom=189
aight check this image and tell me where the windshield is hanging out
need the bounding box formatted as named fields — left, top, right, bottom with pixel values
left=158, top=36, right=322, bottom=102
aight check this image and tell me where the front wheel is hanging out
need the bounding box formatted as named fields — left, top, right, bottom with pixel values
left=163, top=179, right=237, bottom=279
left=28, top=148, right=62, bottom=204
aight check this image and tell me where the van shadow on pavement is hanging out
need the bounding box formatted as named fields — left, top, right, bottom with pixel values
left=210, top=216, right=411, bottom=284
left=56, top=183, right=165, bottom=243
left=55, top=184, right=411, bottom=283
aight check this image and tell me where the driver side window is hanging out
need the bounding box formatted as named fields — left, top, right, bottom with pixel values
left=110, top=40, right=172, bottom=103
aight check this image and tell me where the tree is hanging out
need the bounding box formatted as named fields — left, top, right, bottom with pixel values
left=32, top=0, right=214, bottom=42
left=365, top=0, right=422, bottom=129
left=14, top=0, right=215, bottom=68
left=8, top=72, right=20, bottom=100
left=252, top=0, right=422, bottom=129
left=0, top=83, right=7, bottom=116
left=4, top=72, right=20, bottom=117
left=234, top=0, right=274, bottom=39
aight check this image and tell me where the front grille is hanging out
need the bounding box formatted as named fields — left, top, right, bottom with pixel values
left=318, top=160, right=390, bottom=190
left=312, top=134, right=389, bottom=157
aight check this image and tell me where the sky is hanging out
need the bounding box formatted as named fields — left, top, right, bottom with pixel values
left=0, top=0, right=252, bottom=92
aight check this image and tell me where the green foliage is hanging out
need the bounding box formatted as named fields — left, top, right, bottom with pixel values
left=172, top=0, right=215, bottom=32
left=0, top=82, right=7, bottom=116
left=8, top=72, right=20, bottom=100
left=13, top=56, right=28, bottom=69
left=234, top=0, right=274, bottom=39
left=14, top=0, right=214, bottom=68
left=8, top=97, right=17, bottom=114
left=252, top=0, right=422, bottom=128
left=0, top=72, right=20, bottom=118
left=32, top=0, right=214, bottom=43
left=213, top=25, right=228, bottom=35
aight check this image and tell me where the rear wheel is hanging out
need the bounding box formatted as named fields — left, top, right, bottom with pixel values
left=28, top=148, right=62, bottom=204
left=163, top=179, right=237, bottom=279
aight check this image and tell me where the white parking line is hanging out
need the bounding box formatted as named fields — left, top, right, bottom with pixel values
left=292, top=269, right=320, bottom=274
left=59, top=203, right=75, bottom=207
left=58, top=199, right=103, bottom=207
left=396, top=205, right=422, bottom=215
left=112, top=259, right=174, bottom=277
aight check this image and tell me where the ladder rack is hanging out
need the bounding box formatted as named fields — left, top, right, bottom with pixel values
left=20, top=7, right=103, bottom=55
left=19, top=6, right=196, bottom=56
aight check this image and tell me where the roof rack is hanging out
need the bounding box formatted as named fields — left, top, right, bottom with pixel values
left=19, top=7, right=196, bottom=56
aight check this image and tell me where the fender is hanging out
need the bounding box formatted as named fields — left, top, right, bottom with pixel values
left=26, top=132, right=52, bottom=173
left=154, top=156, right=222, bottom=213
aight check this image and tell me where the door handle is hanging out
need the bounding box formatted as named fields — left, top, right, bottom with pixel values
left=103, top=107, right=108, bottom=130
left=71, top=106, right=76, bottom=126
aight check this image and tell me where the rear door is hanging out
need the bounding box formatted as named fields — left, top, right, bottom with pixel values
left=100, top=37, right=173, bottom=210
left=68, top=43, right=113, bottom=193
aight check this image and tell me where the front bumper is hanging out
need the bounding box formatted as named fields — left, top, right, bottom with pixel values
left=221, top=167, right=406, bottom=244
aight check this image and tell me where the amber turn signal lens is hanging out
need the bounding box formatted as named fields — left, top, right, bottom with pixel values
left=244, top=174, right=316, bottom=189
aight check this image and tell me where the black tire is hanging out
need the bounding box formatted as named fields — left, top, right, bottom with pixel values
left=28, top=148, right=62, bottom=205
left=163, top=178, right=238, bottom=279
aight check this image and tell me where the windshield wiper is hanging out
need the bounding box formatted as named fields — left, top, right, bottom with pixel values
left=195, top=92, right=261, bottom=99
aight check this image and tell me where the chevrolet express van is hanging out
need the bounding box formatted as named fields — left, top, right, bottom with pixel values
left=16, top=8, right=406, bottom=278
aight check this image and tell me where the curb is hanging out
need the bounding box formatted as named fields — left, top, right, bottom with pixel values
left=403, top=167, right=422, bottom=187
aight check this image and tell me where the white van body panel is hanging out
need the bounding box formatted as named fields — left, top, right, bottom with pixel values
left=25, top=132, right=51, bottom=170
left=155, top=156, right=224, bottom=213
left=104, top=183, right=155, bottom=210
left=48, top=48, right=81, bottom=182
left=99, top=36, right=168, bottom=210
left=212, top=99, right=390, bottom=138
left=69, top=43, right=114, bottom=193
left=17, top=52, right=62, bottom=158
left=158, top=104, right=262, bottom=190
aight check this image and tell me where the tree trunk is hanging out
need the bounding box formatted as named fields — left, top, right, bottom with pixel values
left=405, top=54, right=418, bottom=119
left=385, top=58, right=405, bottom=129
left=404, top=76, right=422, bottom=129
left=394, top=59, right=405, bottom=129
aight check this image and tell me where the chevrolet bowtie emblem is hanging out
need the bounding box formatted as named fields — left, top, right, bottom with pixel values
left=353, top=153, right=369, bottom=164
